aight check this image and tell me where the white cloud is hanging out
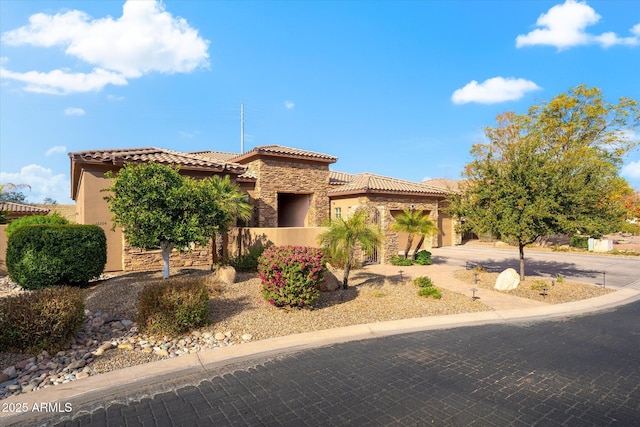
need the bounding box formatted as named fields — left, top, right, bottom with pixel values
left=516, top=0, right=640, bottom=49
left=45, top=146, right=67, bottom=156
left=284, top=101, right=295, bottom=109
left=64, top=107, right=85, bottom=116
left=107, top=94, right=124, bottom=101
left=0, top=164, right=70, bottom=204
left=179, top=130, right=200, bottom=139
left=622, top=160, right=640, bottom=180
left=451, top=77, right=541, bottom=105
left=0, top=0, right=209, bottom=94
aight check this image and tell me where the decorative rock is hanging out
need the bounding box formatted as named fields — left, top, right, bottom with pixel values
left=320, top=269, right=341, bottom=292
left=75, top=372, right=90, bottom=379
left=213, top=265, right=236, bottom=284
left=214, top=332, right=226, bottom=341
left=202, top=332, right=213, bottom=339
left=0, top=373, right=9, bottom=383
left=154, top=349, right=169, bottom=357
left=241, top=334, right=253, bottom=342
left=121, top=319, right=134, bottom=328
left=3, top=366, right=17, bottom=378
left=494, top=268, right=520, bottom=291
left=117, top=343, right=134, bottom=351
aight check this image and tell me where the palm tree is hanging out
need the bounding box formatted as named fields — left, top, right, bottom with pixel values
left=198, top=175, right=252, bottom=266
left=318, top=209, right=383, bottom=289
left=391, top=209, right=439, bottom=258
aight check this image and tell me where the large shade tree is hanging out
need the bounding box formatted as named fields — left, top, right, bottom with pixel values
left=391, top=209, right=439, bottom=258
left=449, top=85, right=639, bottom=280
left=104, top=163, right=247, bottom=278
left=317, top=209, right=383, bottom=289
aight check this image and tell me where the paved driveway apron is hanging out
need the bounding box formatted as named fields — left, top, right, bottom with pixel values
left=51, top=300, right=640, bottom=426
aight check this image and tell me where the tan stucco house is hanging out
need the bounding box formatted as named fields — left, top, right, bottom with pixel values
left=69, top=145, right=459, bottom=272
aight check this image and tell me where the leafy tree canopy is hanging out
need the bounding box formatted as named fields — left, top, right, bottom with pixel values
left=104, top=163, right=249, bottom=278
left=449, top=85, right=639, bottom=280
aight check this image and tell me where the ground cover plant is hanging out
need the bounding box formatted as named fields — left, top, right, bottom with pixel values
left=414, top=276, right=441, bottom=299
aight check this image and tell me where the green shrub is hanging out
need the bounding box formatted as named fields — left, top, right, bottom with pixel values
left=6, top=224, right=106, bottom=290
left=0, top=286, right=85, bottom=353
left=137, top=277, right=210, bottom=336
left=619, top=221, right=640, bottom=236
left=5, top=212, right=69, bottom=238
left=413, top=276, right=433, bottom=288
left=227, top=245, right=266, bottom=272
left=413, top=250, right=432, bottom=265
left=569, top=235, right=589, bottom=249
left=390, top=255, right=414, bottom=266
left=258, top=246, right=326, bottom=309
left=418, top=286, right=442, bottom=299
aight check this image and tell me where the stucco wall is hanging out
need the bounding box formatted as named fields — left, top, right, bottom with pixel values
left=247, top=157, right=330, bottom=227
left=227, top=227, right=326, bottom=257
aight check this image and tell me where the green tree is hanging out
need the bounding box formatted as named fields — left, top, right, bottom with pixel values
left=189, top=174, right=252, bottom=266
left=0, top=183, right=31, bottom=204
left=450, top=86, right=639, bottom=280
left=391, top=209, right=439, bottom=258
left=317, top=209, right=383, bottom=289
left=104, top=163, right=237, bottom=278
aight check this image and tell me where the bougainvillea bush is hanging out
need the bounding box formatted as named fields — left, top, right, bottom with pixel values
left=258, top=245, right=326, bottom=309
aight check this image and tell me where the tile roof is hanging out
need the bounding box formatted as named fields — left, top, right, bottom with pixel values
left=0, top=202, right=50, bottom=215
left=191, top=150, right=239, bottom=162
left=70, top=147, right=246, bottom=173
left=422, top=178, right=461, bottom=192
left=230, top=145, right=337, bottom=164
left=329, top=170, right=355, bottom=185
left=328, top=172, right=450, bottom=197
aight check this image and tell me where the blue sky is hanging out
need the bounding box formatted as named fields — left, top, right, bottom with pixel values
left=1, top=0, right=639, bottom=204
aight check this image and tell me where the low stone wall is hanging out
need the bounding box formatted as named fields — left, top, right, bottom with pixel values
left=123, top=241, right=213, bottom=272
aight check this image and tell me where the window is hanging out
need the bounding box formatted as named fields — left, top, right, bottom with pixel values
left=334, top=207, right=342, bottom=219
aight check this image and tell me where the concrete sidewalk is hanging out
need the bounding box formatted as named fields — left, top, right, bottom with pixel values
left=2, top=264, right=640, bottom=426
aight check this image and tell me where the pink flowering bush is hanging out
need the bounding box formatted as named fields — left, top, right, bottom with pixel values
left=258, top=245, right=327, bottom=309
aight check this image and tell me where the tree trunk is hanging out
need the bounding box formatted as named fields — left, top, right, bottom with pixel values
left=160, top=241, right=174, bottom=279
left=404, top=235, right=414, bottom=259
left=518, top=242, right=526, bottom=281
left=342, top=251, right=352, bottom=289
left=415, top=234, right=425, bottom=253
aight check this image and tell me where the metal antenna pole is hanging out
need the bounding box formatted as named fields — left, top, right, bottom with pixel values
left=240, top=103, right=245, bottom=153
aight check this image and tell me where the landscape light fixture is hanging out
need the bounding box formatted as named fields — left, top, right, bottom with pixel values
left=541, top=286, right=548, bottom=299
left=471, top=288, right=478, bottom=300
left=602, top=271, right=606, bottom=288
left=399, top=270, right=404, bottom=281
left=474, top=271, right=479, bottom=285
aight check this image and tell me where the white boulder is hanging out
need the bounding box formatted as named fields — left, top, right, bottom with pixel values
left=494, top=268, right=520, bottom=291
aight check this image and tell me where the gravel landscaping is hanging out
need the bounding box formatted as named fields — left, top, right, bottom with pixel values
left=0, top=263, right=617, bottom=399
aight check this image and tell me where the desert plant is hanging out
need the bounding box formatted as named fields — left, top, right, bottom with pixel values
left=390, top=255, right=414, bottom=266
left=413, top=276, right=433, bottom=288
left=569, top=235, right=589, bottom=249
left=137, top=277, right=210, bottom=336
left=258, top=245, right=326, bottom=309
left=414, top=250, right=432, bottom=266
left=6, top=224, right=106, bottom=289
left=317, top=209, right=382, bottom=289
left=226, top=245, right=266, bottom=272
left=0, top=286, right=85, bottom=353
left=555, top=274, right=565, bottom=284
left=418, top=286, right=442, bottom=299
left=5, top=212, right=69, bottom=238
left=391, top=209, right=439, bottom=258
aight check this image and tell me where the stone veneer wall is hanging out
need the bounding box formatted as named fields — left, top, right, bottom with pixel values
left=123, top=240, right=213, bottom=272
left=348, top=196, right=441, bottom=264
left=246, top=157, right=331, bottom=227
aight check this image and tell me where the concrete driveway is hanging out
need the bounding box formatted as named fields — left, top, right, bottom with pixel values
left=431, top=245, right=640, bottom=289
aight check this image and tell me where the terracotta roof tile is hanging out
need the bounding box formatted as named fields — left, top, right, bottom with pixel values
left=329, top=170, right=355, bottom=185
left=231, top=145, right=337, bottom=164
left=422, top=178, right=461, bottom=192
left=191, top=150, right=239, bottom=162
left=328, top=172, right=449, bottom=196
left=0, top=202, right=50, bottom=215
left=69, top=147, right=247, bottom=174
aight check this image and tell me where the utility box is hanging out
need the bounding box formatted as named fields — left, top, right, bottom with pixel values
left=588, top=238, right=613, bottom=253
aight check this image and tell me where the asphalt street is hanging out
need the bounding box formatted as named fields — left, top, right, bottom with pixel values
left=49, top=299, right=640, bottom=426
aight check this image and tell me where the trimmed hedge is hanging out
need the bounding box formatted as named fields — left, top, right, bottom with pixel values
left=0, top=286, right=85, bottom=353
left=6, top=224, right=107, bottom=290
left=5, top=212, right=69, bottom=238
left=137, top=277, right=210, bottom=336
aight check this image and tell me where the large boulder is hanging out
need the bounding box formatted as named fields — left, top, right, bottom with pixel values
left=494, top=268, right=520, bottom=291
left=214, top=266, right=236, bottom=284
left=319, top=269, right=341, bottom=292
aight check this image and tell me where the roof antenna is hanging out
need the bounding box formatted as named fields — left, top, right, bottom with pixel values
left=240, top=103, right=245, bottom=154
